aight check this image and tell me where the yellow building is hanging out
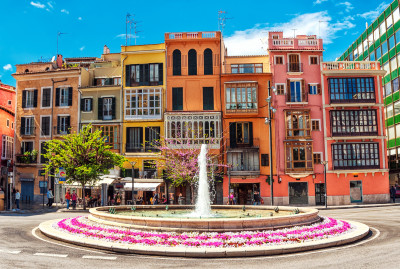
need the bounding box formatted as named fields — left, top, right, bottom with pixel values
left=121, top=44, right=166, bottom=204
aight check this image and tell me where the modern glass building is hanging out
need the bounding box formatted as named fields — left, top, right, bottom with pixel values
left=338, top=0, right=400, bottom=184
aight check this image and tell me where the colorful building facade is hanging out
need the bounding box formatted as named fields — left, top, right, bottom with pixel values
left=321, top=61, right=389, bottom=204
left=269, top=32, right=326, bottom=205
left=221, top=55, right=274, bottom=204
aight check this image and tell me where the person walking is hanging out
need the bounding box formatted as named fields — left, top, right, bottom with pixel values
left=71, top=190, right=77, bottom=210
left=390, top=186, right=397, bottom=203
left=253, top=191, right=260, bottom=206
left=65, top=190, right=71, bottom=209
left=15, top=189, right=20, bottom=210
left=115, top=192, right=121, bottom=205
left=47, top=189, right=54, bottom=207
left=153, top=192, right=159, bottom=205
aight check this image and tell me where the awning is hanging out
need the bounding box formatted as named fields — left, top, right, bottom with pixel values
left=125, top=183, right=161, bottom=191
left=61, top=177, right=116, bottom=187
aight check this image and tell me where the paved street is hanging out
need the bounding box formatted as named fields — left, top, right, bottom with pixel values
left=0, top=206, right=399, bottom=269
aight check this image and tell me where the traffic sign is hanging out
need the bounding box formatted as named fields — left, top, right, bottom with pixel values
left=58, top=167, right=66, bottom=184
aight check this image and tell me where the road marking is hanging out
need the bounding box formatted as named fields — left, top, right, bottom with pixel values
left=34, top=253, right=68, bottom=258
left=32, top=227, right=106, bottom=255
left=0, top=249, right=21, bottom=254
left=82, top=255, right=117, bottom=260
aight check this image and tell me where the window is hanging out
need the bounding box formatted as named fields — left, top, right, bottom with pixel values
left=370, top=51, right=376, bottom=61
left=261, top=154, right=269, bottom=166
left=313, top=153, right=321, bottom=165
left=22, top=89, right=37, bottom=108
left=390, top=57, right=397, bottom=72
left=81, top=98, right=92, bottom=112
left=276, top=84, right=285, bottom=95
left=363, top=39, right=368, bottom=51
left=311, top=119, right=320, bottom=131
left=145, top=126, right=160, bottom=152
left=103, top=98, right=113, bottom=120
left=7, top=100, right=11, bottom=105
left=40, top=142, right=49, bottom=164
left=357, top=44, right=363, bottom=56
left=172, top=49, right=181, bottom=76
left=382, top=41, right=388, bottom=55
left=388, top=126, right=395, bottom=140
left=6, top=119, right=9, bottom=128
left=385, top=82, right=392, bottom=97
left=397, top=30, right=400, bottom=46
left=143, top=160, right=157, bottom=178
left=330, top=110, right=378, bottom=136
left=20, top=116, right=34, bottom=135
left=40, top=116, right=51, bottom=137
left=275, top=56, right=284, bottom=65
left=383, top=62, right=390, bottom=75
left=126, top=127, right=143, bottom=152
left=374, top=27, right=380, bottom=42
left=188, top=49, right=197, bottom=75
left=288, top=54, right=301, bottom=72
left=231, top=64, right=263, bottom=73
left=387, top=13, right=393, bottom=29
left=389, top=35, right=396, bottom=50
left=125, top=88, right=161, bottom=119
left=285, top=141, right=313, bottom=171
left=56, top=87, right=72, bottom=107
left=285, top=110, right=311, bottom=138
left=95, top=125, right=119, bottom=150
left=394, top=7, right=400, bottom=23
left=203, top=87, right=214, bottom=110
left=376, top=46, right=382, bottom=59
left=125, top=64, right=163, bottom=86
left=57, top=115, right=70, bottom=134
left=229, top=122, right=252, bottom=147
left=227, top=151, right=260, bottom=172
left=113, top=77, right=121, bottom=86
left=394, top=78, right=399, bottom=93
left=287, top=80, right=306, bottom=102
left=332, top=143, right=379, bottom=170
left=379, top=22, right=386, bottom=36
left=21, top=141, right=33, bottom=154
left=328, top=77, right=375, bottom=103
left=310, top=56, right=318, bottom=65
left=172, top=87, right=183, bottom=111
left=225, top=83, right=257, bottom=111
left=394, top=101, right=400, bottom=115
left=1, top=135, right=13, bottom=160
left=41, top=88, right=51, bottom=108
left=308, top=84, right=320, bottom=95
left=204, top=48, right=213, bottom=75
left=386, top=105, right=394, bottom=118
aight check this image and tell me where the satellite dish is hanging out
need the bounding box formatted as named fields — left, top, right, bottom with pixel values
left=51, top=56, right=56, bottom=62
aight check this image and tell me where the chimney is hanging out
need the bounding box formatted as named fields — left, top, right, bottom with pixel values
left=56, top=55, right=63, bottom=68
left=103, top=45, right=110, bottom=55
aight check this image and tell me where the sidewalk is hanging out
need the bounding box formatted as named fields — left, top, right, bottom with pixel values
left=315, top=202, right=400, bottom=210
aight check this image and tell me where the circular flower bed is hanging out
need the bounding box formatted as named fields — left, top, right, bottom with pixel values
left=54, top=216, right=353, bottom=248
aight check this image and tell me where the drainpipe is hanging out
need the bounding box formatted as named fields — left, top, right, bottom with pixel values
left=121, top=56, right=128, bottom=158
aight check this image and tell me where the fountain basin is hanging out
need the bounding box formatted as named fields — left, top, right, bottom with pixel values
left=89, top=205, right=320, bottom=232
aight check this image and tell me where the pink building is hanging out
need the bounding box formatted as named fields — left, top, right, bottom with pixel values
left=268, top=32, right=325, bottom=205
left=321, top=61, right=389, bottom=204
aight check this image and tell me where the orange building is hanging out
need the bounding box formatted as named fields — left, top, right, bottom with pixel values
left=164, top=31, right=224, bottom=204
left=221, top=55, right=274, bottom=205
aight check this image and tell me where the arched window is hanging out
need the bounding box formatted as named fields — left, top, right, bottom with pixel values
left=204, top=49, right=213, bottom=75
left=172, top=49, right=181, bottom=76
left=188, top=49, right=197, bottom=75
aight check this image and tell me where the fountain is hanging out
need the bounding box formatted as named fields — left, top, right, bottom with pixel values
left=39, top=144, right=370, bottom=257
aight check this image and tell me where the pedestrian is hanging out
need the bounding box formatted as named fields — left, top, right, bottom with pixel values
left=47, top=189, right=54, bottom=207
left=390, top=186, right=396, bottom=203
left=253, top=191, right=260, bottom=206
left=65, top=189, right=71, bottom=209
left=15, top=189, right=20, bottom=210
left=153, top=192, right=158, bottom=205
left=71, top=190, right=77, bottom=210
left=115, top=192, right=121, bottom=205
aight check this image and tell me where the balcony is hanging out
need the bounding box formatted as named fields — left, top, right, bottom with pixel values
left=223, top=64, right=264, bottom=74
left=322, top=61, right=381, bottom=71
left=21, top=127, right=36, bottom=136
left=164, top=112, right=221, bottom=149
left=125, top=144, right=160, bottom=153
left=165, top=32, right=220, bottom=41
left=285, top=141, right=313, bottom=174
left=287, top=63, right=303, bottom=73
left=226, top=138, right=260, bottom=150
left=269, top=37, right=322, bottom=51
left=227, top=150, right=260, bottom=176
left=16, top=154, right=37, bottom=165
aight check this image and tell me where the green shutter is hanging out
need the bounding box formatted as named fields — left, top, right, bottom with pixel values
left=392, top=69, right=398, bottom=79
left=379, top=13, right=385, bottom=23
left=368, top=25, right=373, bottom=35
left=380, top=33, right=387, bottom=43
left=362, top=32, right=367, bottom=40
left=388, top=26, right=394, bottom=37
left=98, top=98, right=103, bottom=120
left=396, top=43, right=400, bottom=52
left=374, top=39, right=381, bottom=48
left=382, top=53, right=389, bottom=64
left=373, top=20, right=379, bottom=30
left=390, top=47, right=396, bottom=58
left=396, top=137, right=400, bottom=146
left=395, top=20, right=400, bottom=32
left=384, top=74, right=391, bottom=84
left=363, top=51, right=368, bottom=59
left=369, top=44, right=375, bottom=53
left=392, top=0, right=399, bottom=10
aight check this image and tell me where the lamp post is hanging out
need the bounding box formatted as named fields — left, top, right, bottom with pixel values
left=321, top=160, right=328, bottom=209
left=265, top=81, right=276, bottom=206
left=129, top=161, right=136, bottom=205
left=227, top=165, right=231, bottom=205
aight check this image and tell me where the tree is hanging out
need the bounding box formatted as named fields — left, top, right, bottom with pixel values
left=43, top=124, right=126, bottom=209
left=154, top=132, right=226, bottom=204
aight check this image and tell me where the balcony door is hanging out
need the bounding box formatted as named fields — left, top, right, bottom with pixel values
left=288, top=54, right=300, bottom=72
left=290, top=81, right=302, bottom=102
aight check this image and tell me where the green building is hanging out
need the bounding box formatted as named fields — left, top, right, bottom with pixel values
left=338, top=0, right=400, bottom=185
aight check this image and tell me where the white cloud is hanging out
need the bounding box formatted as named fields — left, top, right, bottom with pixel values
left=3, top=64, right=12, bottom=71
left=338, top=2, right=354, bottom=12
left=314, top=0, right=328, bottom=4
left=61, top=9, right=69, bottom=14
left=78, top=17, right=82, bottom=20
left=30, top=1, right=45, bottom=9
left=47, top=1, right=53, bottom=9
left=224, top=11, right=355, bottom=56
left=358, top=3, right=389, bottom=21
left=80, top=46, right=85, bottom=51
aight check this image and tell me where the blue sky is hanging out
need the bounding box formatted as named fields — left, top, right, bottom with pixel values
left=0, top=0, right=390, bottom=86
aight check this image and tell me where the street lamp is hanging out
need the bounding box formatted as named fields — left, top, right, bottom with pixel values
left=265, top=81, right=276, bottom=206
left=129, top=161, right=136, bottom=205
left=321, top=160, right=328, bottom=209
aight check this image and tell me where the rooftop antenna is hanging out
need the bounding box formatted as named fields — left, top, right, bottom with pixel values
left=218, top=10, right=232, bottom=37
left=57, top=32, right=67, bottom=55
left=125, top=13, right=131, bottom=46
left=126, top=13, right=141, bottom=45
left=131, top=19, right=142, bottom=45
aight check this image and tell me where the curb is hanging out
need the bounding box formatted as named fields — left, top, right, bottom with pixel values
left=38, top=219, right=370, bottom=258
left=316, top=203, right=400, bottom=210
